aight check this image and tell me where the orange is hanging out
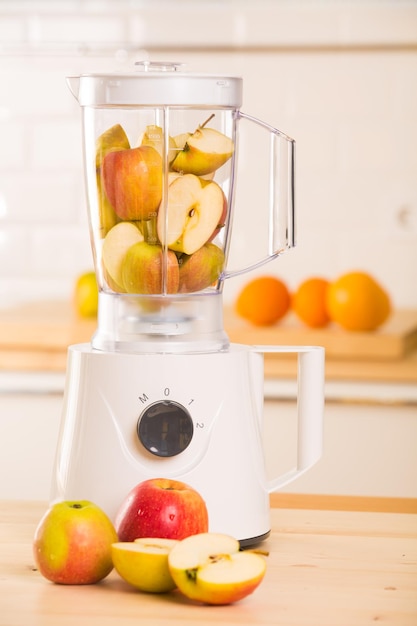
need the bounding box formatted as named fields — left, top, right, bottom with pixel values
left=235, top=276, right=291, bottom=326
left=326, top=271, right=391, bottom=331
left=292, top=277, right=330, bottom=328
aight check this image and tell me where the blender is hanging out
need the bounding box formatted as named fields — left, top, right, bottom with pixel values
left=51, top=61, right=324, bottom=546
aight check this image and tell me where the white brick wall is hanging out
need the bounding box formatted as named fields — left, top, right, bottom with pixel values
left=0, top=0, right=416, bottom=308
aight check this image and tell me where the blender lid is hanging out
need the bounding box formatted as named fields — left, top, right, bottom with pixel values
left=67, top=61, right=243, bottom=107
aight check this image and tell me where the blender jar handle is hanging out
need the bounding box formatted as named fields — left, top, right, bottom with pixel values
left=223, top=112, right=296, bottom=279
left=253, top=345, right=325, bottom=492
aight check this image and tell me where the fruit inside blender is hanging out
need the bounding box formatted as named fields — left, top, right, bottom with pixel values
left=92, top=111, right=235, bottom=302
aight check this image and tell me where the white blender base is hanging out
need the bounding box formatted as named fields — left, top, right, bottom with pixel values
left=51, top=343, right=271, bottom=546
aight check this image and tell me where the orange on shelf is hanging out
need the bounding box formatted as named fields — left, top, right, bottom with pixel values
left=235, top=276, right=291, bottom=326
left=292, top=277, right=330, bottom=328
left=326, top=271, right=391, bottom=332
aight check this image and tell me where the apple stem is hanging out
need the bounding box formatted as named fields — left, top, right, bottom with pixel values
left=200, top=113, right=215, bottom=129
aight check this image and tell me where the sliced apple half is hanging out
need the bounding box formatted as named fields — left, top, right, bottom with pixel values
left=101, top=221, right=144, bottom=291
left=172, top=127, right=234, bottom=176
left=168, top=532, right=267, bottom=605
left=158, top=173, right=225, bottom=255
left=112, top=538, right=178, bottom=593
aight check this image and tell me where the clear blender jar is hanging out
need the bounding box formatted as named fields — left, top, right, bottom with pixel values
left=68, top=61, right=295, bottom=353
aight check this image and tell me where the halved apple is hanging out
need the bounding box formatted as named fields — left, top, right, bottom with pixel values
left=112, top=538, right=178, bottom=593
left=168, top=532, right=267, bottom=605
left=121, top=241, right=179, bottom=294
left=178, top=243, right=225, bottom=293
left=171, top=127, right=234, bottom=176
left=102, top=221, right=144, bottom=291
left=157, top=174, right=225, bottom=255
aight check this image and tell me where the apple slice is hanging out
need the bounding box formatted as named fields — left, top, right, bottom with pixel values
left=95, top=123, right=130, bottom=169
left=168, top=532, right=267, bottom=605
left=139, top=124, right=177, bottom=165
left=121, top=241, right=179, bottom=294
left=178, top=243, right=225, bottom=293
left=102, top=221, right=144, bottom=291
left=172, top=127, right=234, bottom=176
left=112, top=538, right=178, bottom=593
left=95, top=125, right=130, bottom=236
left=158, top=173, right=225, bottom=255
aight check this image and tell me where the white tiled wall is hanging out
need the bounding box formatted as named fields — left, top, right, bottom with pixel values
left=1, top=0, right=416, bottom=308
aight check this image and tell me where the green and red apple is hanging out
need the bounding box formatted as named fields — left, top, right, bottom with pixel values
left=178, top=243, right=224, bottom=293
left=157, top=173, right=226, bottom=255
left=121, top=241, right=179, bottom=294
left=101, top=221, right=144, bottom=291
left=111, top=538, right=178, bottom=593
left=33, top=500, right=117, bottom=585
left=115, top=478, right=209, bottom=542
left=172, top=126, right=234, bottom=176
left=102, top=145, right=163, bottom=221
left=168, top=532, right=267, bottom=605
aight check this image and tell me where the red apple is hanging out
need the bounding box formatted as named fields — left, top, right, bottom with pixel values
left=121, top=241, right=179, bottom=294
left=102, top=145, right=163, bottom=221
left=178, top=243, right=225, bottom=293
left=33, top=501, right=117, bottom=585
left=115, top=478, right=209, bottom=542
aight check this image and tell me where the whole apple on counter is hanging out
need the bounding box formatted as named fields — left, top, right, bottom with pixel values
left=102, top=145, right=163, bottom=221
left=33, top=501, right=117, bottom=585
left=168, top=532, right=267, bottom=605
left=112, top=538, right=179, bottom=593
left=115, top=478, right=209, bottom=542
left=157, top=173, right=226, bottom=255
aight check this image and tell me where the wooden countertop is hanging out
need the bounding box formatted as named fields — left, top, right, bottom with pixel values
left=1, top=499, right=416, bottom=625
left=0, top=301, right=416, bottom=383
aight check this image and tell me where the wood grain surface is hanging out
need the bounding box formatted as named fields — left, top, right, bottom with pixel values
left=0, top=499, right=416, bottom=625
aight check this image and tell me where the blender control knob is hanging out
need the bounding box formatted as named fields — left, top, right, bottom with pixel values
left=137, top=401, right=193, bottom=457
